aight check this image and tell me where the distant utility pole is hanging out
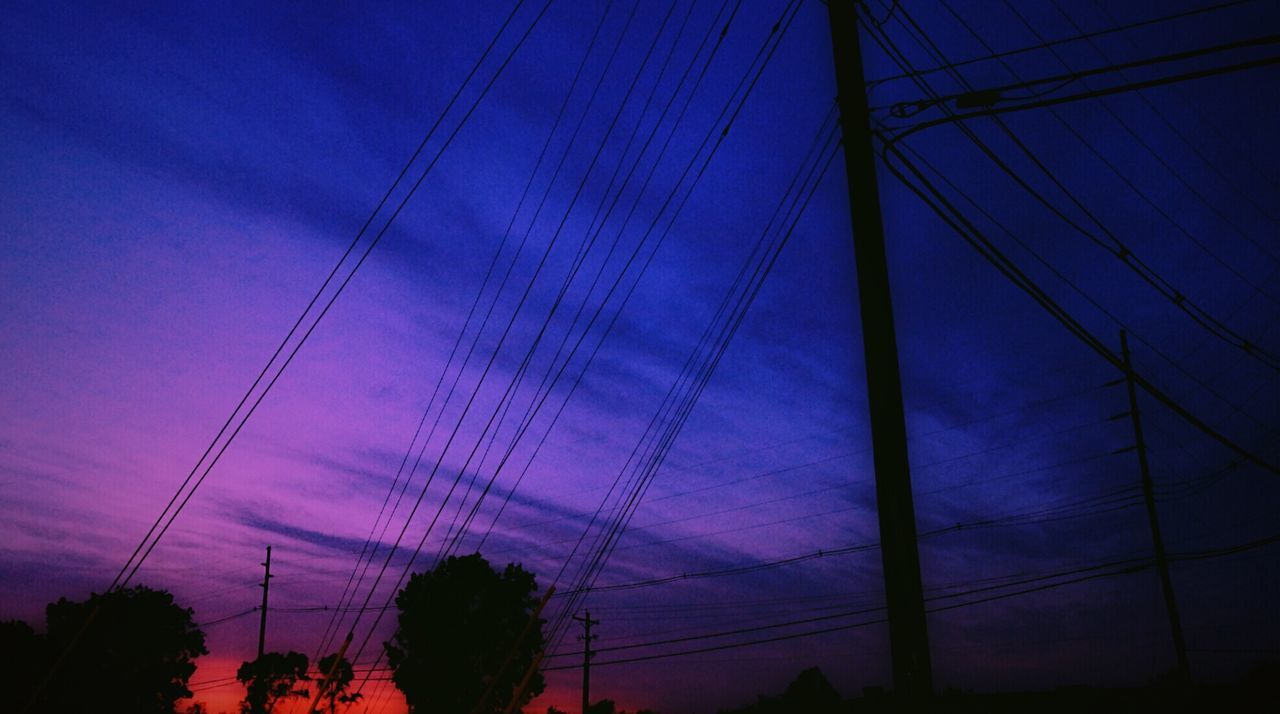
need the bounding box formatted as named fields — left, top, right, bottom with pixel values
left=258, top=545, right=273, bottom=658
left=1119, top=331, right=1191, bottom=681
left=826, top=0, right=933, bottom=699
left=573, top=610, right=599, bottom=714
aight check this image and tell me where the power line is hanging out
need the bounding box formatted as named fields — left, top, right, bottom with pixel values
left=884, top=9, right=1280, bottom=374
left=864, top=0, right=1260, bottom=87
left=435, top=0, right=710, bottom=557
left=494, top=334, right=1110, bottom=535
left=546, top=558, right=1144, bottom=670
left=338, top=2, right=722, bottom=697
left=875, top=10, right=1280, bottom=440
left=550, top=78, right=829, bottom=655
left=443, top=0, right=742, bottom=561
left=23, top=7, right=554, bottom=712
left=308, top=0, right=623, bottom=667
left=993, top=1, right=1279, bottom=298
left=439, top=0, right=812, bottom=657
left=1085, top=6, right=1278, bottom=201
left=542, top=525, right=1280, bottom=670
left=880, top=137, right=1280, bottom=478
left=885, top=34, right=1280, bottom=123
left=879, top=139, right=1280, bottom=476
left=1046, top=0, right=1280, bottom=257
left=108, top=0, right=541, bottom=594
left=201, top=479, right=1149, bottom=616
left=334, top=0, right=669, bottom=662
left=197, top=607, right=259, bottom=629
left=858, top=8, right=1280, bottom=477
left=488, top=414, right=1115, bottom=557
left=558, top=44, right=819, bottom=616
left=119, top=0, right=562, bottom=592
left=887, top=134, right=1279, bottom=447
left=468, top=0, right=759, bottom=574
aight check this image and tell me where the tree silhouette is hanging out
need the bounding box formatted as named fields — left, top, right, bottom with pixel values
left=1, top=619, right=46, bottom=708
left=315, top=652, right=362, bottom=714
left=587, top=700, right=659, bottom=714
left=41, top=585, right=208, bottom=713
left=780, top=667, right=842, bottom=713
left=385, top=553, right=546, bottom=714
left=236, top=651, right=310, bottom=714
left=718, top=667, right=842, bottom=714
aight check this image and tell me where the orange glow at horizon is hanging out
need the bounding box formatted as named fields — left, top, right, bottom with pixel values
left=179, top=656, right=594, bottom=714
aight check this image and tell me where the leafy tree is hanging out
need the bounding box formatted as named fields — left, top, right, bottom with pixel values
left=587, top=701, right=659, bottom=714
left=781, top=667, right=841, bottom=712
left=718, top=667, right=842, bottom=714
left=1, top=619, right=46, bottom=708
left=236, top=651, right=310, bottom=714
left=42, top=585, right=208, bottom=713
left=315, top=652, right=362, bottom=713
left=385, top=553, right=546, bottom=714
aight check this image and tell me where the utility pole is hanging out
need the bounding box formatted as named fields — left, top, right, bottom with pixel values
left=573, top=610, right=599, bottom=714
left=1119, top=331, right=1191, bottom=681
left=258, top=545, right=272, bottom=659
left=826, top=0, right=933, bottom=699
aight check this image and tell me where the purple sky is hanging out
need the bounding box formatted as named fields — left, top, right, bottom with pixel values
left=3, top=1, right=1279, bottom=712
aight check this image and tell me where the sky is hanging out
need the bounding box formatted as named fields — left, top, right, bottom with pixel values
left=2, top=1, right=1279, bottom=712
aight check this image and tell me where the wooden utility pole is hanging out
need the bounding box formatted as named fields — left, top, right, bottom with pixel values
left=304, top=630, right=352, bottom=714
left=469, top=586, right=557, bottom=714
left=258, top=545, right=273, bottom=658
left=826, top=0, right=933, bottom=699
left=573, top=610, right=599, bottom=714
left=502, top=651, right=547, bottom=714
left=1120, top=331, right=1191, bottom=681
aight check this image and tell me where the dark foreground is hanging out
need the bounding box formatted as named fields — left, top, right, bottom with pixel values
left=713, top=666, right=1275, bottom=714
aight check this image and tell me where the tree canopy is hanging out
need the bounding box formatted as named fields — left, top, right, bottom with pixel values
left=385, top=553, right=546, bottom=714
left=36, top=585, right=208, bottom=713
left=718, top=667, right=843, bottom=714
left=1, top=619, right=47, bottom=708
left=587, top=699, right=660, bottom=714
left=315, top=652, right=362, bottom=714
left=236, top=650, right=310, bottom=714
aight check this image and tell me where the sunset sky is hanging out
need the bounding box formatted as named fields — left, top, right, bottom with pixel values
left=3, top=1, right=1279, bottom=712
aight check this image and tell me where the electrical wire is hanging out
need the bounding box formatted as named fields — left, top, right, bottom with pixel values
left=441, top=0, right=739, bottom=561
left=307, top=0, right=624, bottom=667
left=108, top=0, right=538, bottom=594
left=885, top=9, right=1280, bottom=375
left=865, top=0, right=1260, bottom=86
left=336, top=2, right=704, bottom=698
left=859, top=5, right=1280, bottom=477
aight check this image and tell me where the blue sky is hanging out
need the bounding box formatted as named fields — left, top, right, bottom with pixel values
left=3, top=1, right=1279, bottom=712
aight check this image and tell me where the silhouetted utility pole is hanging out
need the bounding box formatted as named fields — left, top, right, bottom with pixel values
left=827, top=0, right=933, bottom=699
left=304, top=630, right=352, bottom=714
left=503, top=651, right=547, bottom=714
left=470, top=586, right=557, bottom=714
left=573, top=610, right=599, bottom=714
left=258, top=545, right=272, bottom=658
left=1119, top=331, right=1191, bottom=681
